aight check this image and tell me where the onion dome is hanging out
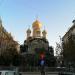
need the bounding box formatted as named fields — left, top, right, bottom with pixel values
left=26, top=28, right=31, bottom=33
left=42, top=30, right=47, bottom=34
left=32, top=20, right=42, bottom=28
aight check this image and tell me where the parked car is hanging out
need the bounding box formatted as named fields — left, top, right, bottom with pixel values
left=0, top=70, right=20, bottom=75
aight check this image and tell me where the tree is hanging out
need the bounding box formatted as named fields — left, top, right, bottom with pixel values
left=35, top=47, right=56, bottom=67
left=0, top=46, right=20, bottom=66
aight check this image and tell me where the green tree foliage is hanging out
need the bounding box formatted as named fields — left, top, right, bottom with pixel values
left=0, top=47, right=21, bottom=66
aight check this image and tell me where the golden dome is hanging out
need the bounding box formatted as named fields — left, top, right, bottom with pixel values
left=32, top=20, right=42, bottom=28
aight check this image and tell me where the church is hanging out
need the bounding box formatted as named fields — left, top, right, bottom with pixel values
left=24, top=19, right=48, bottom=54
left=20, top=19, right=56, bottom=67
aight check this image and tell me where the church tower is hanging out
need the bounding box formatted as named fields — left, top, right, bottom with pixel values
left=26, top=28, right=31, bottom=38
left=42, top=29, right=47, bottom=39
left=32, top=20, right=42, bottom=38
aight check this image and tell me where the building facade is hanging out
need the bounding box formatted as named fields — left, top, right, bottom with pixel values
left=20, top=19, right=56, bottom=67
left=62, top=20, right=75, bottom=43
left=25, top=19, right=48, bottom=54
left=0, top=18, right=19, bottom=53
left=62, top=20, right=75, bottom=67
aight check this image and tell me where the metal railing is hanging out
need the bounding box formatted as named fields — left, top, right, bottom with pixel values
left=0, top=66, right=16, bottom=71
left=0, top=66, right=75, bottom=73
left=19, top=66, right=75, bottom=73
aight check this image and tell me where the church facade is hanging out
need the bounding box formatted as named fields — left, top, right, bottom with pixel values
left=20, top=20, right=56, bottom=67
left=25, top=20, right=48, bottom=54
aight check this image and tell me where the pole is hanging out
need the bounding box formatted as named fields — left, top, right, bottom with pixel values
left=41, top=65, right=45, bottom=75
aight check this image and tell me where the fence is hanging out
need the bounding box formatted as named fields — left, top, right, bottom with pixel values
left=19, top=66, right=75, bottom=72
left=0, top=66, right=75, bottom=73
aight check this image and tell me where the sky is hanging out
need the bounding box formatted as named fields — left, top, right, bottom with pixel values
left=0, top=0, right=75, bottom=50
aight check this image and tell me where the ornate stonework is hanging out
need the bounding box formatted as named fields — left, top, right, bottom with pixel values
left=24, top=20, right=48, bottom=54
left=24, top=38, right=49, bottom=54
left=26, top=20, right=47, bottom=39
left=20, top=19, right=56, bottom=67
